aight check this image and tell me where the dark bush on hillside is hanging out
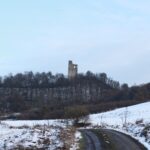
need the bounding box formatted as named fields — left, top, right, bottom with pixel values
left=64, top=105, right=89, bottom=125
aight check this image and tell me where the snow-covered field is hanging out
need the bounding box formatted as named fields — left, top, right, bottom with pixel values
left=0, top=123, right=63, bottom=150
left=0, top=119, right=75, bottom=150
left=90, top=101, right=150, bottom=149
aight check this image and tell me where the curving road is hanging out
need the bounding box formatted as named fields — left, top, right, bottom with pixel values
left=82, top=130, right=102, bottom=150
left=80, top=129, right=147, bottom=150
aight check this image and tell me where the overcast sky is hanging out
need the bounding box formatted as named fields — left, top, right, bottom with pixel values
left=0, top=0, right=150, bottom=85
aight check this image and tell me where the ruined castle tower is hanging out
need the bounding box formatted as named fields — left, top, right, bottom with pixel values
left=68, top=60, right=78, bottom=79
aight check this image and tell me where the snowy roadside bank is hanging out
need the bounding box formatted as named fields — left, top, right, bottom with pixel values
left=89, top=102, right=150, bottom=149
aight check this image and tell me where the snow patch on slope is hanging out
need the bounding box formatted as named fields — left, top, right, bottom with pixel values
left=90, top=102, right=150, bottom=126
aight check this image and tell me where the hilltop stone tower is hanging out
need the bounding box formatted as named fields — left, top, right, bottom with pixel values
left=68, top=60, right=78, bottom=79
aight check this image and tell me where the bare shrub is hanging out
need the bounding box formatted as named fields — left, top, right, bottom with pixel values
left=135, top=119, right=143, bottom=125
left=140, top=125, right=150, bottom=141
left=60, top=127, right=76, bottom=150
left=64, top=105, right=89, bottom=126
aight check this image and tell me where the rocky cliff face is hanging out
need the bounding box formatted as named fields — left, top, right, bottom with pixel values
left=0, top=85, right=104, bottom=103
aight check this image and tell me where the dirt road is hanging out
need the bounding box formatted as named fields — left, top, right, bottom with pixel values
left=80, top=129, right=147, bottom=150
